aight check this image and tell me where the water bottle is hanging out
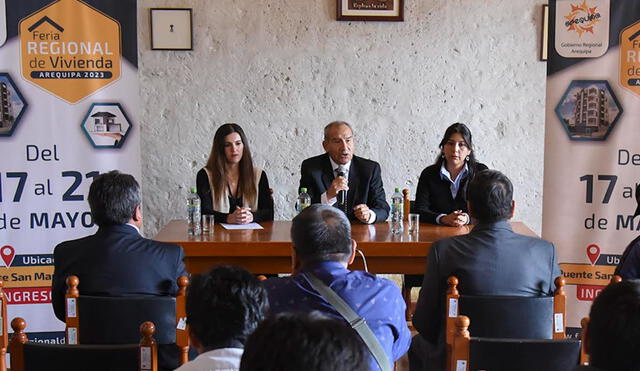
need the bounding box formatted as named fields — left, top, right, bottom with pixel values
left=391, top=187, right=403, bottom=234
left=187, top=187, right=201, bottom=235
left=296, top=187, right=311, bottom=214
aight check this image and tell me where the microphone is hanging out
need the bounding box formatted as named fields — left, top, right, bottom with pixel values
left=336, top=165, right=347, bottom=210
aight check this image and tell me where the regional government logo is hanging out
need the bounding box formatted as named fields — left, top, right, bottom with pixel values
left=564, top=0, right=602, bottom=37
left=555, top=0, right=609, bottom=58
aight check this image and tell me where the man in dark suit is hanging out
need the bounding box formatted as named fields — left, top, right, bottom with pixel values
left=299, top=121, right=390, bottom=223
left=409, top=169, right=561, bottom=371
left=51, top=170, right=187, bottom=370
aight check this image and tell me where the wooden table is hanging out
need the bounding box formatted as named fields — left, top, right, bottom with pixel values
left=155, top=220, right=536, bottom=275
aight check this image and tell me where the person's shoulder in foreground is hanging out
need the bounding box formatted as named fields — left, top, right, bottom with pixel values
left=578, top=279, right=640, bottom=371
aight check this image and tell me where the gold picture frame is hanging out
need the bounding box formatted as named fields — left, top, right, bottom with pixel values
left=541, top=4, right=549, bottom=61
left=337, top=0, right=404, bottom=22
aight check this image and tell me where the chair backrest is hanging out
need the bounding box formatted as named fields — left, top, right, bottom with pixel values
left=78, top=296, right=176, bottom=344
left=9, top=317, right=157, bottom=371
left=450, top=315, right=581, bottom=371
left=459, top=295, right=554, bottom=339
left=445, top=276, right=566, bottom=346
left=65, top=275, right=190, bottom=364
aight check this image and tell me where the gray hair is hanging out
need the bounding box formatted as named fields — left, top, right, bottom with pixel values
left=88, top=170, right=141, bottom=226
left=291, top=204, right=352, bottom=263
left=323, top=121, right=353, bottom=141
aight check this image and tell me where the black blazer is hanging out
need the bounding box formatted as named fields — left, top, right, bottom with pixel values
left=196, top=169, right=274, bottom=223
left=299, top=153, right=390, bottom=222
left=411, top=221, right=560, bottom=371
left=414, top=162, right=488, bottom=224
left=51, top=224, right=187, bottom=321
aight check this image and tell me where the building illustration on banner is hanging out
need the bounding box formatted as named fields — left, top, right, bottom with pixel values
left=0, top=73, right=28, bottom=137
left=554, top=80, right=622, bottom=140
left=81, top=103, right=132, bottom=148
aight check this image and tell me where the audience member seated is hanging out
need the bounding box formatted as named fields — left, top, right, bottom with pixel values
left=196, top=123, right=274, bottom=224
left=175, top=265, right=269, bottom=371
left=614, top=184, right=640, bottom=279
left=240, top=312, right=369, bottom=371
left=573, top=280, right=640, bottom=371
left=263, top=204, right=410, bottom=370
left=299, top=121, right=390, bottom=223
left=50, top=170, right=187, bottom=371
left=409, top=169, right=561, bottom=371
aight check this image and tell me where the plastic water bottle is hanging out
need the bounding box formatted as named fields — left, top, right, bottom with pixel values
left=391, top=187, right=403, bottom=234
left=187, top=187, right=201, bottom=235
left=296, top=187, right=311, bottom=214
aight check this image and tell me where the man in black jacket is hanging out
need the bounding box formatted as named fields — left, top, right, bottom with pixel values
left=299, top=121, right=389, bottom=223
left=51, top=170, right=187, bottom=371
left=410, top=170, right=561, bottom=371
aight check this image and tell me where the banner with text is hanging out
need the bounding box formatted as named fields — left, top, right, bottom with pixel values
left=0, top=0, right=139, bottom=342
left=543, top=0, right=640, bottom=335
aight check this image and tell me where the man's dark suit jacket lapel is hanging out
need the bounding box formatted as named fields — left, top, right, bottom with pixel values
left=347, top=157, right=361, bottom=212
left=320, top=153, right=334, bottom=193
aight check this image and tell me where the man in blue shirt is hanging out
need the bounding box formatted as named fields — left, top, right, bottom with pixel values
left=263, top=204, right=411, bottom=370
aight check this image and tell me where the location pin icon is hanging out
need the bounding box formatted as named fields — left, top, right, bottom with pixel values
left=0, top=245, right=15, bottom=267
left=587, top=244, right=601, bottom=266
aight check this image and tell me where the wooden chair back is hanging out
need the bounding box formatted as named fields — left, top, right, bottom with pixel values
left=449, top=315, right=581, bottom=371
left=445, top=275, right=566, bottom=348
left=65, top=275, right=189, bottom=365
left=402, top=189, right=411, bottom=221
left=9, top=317, right=157, bottom=371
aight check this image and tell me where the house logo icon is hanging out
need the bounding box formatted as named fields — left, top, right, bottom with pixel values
left=81, top=103, right=132, bottom=149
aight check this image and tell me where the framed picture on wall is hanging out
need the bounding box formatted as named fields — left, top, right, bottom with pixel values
left=540, top=4, right=549, bottom=61
left=337, top=0, right=404, bottom=21
left=150, top=8, right=193, bottom=50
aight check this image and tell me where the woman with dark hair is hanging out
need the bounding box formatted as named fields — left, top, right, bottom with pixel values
left=196, top=123, right=274, bottom=224
left=414, top=123, right=488, bottom=226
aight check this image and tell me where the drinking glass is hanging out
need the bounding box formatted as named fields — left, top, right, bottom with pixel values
left=408, top=213, right=420, bottom=234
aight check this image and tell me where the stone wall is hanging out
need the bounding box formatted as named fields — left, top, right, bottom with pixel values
left=138, top=0, right=547, bottom=236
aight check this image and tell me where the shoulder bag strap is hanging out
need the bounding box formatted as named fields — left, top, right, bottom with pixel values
left=304, top=272, right=391, bottom=371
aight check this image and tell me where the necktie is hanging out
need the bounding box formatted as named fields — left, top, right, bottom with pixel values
left=336, top=165, right=347, bottom=212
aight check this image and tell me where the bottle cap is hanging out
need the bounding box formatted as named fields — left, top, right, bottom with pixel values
left=300, top=187, right=307, bottom=193
left=190, top=187, right=197, bottom=193
left=394, top=187, right=400, bottom=192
